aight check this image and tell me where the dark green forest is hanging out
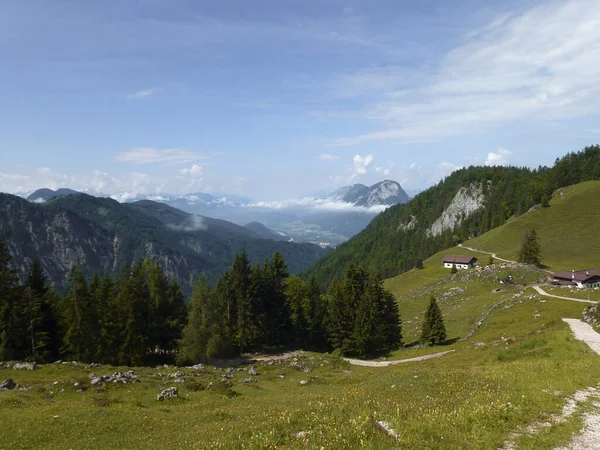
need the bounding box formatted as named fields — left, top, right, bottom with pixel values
left=304, top=146, right=600, bottom=287
left=0, top=237, right=402, bottom=364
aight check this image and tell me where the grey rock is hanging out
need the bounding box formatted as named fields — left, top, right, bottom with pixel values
left=157, top=387, right=179, bottom=401
left=248, top=365, right=257, bottom=376
left=300, top=380, right=309, bottom=386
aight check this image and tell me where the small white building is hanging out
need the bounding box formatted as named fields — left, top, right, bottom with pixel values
left=553, top=270, right=600, bottom=288
left=442, top=255, right=478, bottom=270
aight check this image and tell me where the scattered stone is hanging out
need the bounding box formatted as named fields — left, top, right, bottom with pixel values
left=300, top=380, right=309, bottom=386
left=207, top=382, right=214, bottom=389
left=88, top=370, right=140, bottom=386
left=0, top=361, right=36, bottom=370
left=221, top=377, right=233, bottom=388
left=157, top=387, right=179, bottom=402
left=172, top=379, right=186, bottom=384
left=85, top=363, right=101, bottom=369
left=296, top=430, right=312, bottom=438
left=302, top=367, right=312, bottom=373
left=278, top=374, right=285, bottom=379
left=472, top=342, right=486, bottom=347
left=343, top=370, right=353, bottom=375
left=248, top=365, right=257, bottom=376
left=240, top=378, right=255, bottom=383
left=391, top=385, right=396, bottom=389
left=372, top=420, right=401, bottom=441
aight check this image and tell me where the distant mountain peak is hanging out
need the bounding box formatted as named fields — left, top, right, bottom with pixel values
left=27, top=188, right=80, bottom=203
left=330, top=180, right=410, bottom=207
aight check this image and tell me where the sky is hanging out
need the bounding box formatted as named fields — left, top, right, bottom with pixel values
left=1, top=0, right=600, bottom=201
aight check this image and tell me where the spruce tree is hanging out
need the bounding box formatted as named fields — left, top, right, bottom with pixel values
left=382, top=290, right=402, bottom=352
left=166, top=277, right=187, bottom=351
left=230, top=250, right=254, bottom=352
left=263, top=252, right=291, bottom=348
left=419, top=296, right=447, bottom=346
left=284, top=275, right=309, bottom=348
left=352, top=273, right=385, bottom=358
left=24, top=259, right=60, bottom=362
left=178, top=275, right=228, bottom=364
left=0, top=236, right=26, bottom=361
left=324, top=279, right=350, bottom=351
left=518, top=228, right=543, bottom=267
left=451, top=264, right=458, bottom=274
left=96, top=271, right=117, bottom=364
left=62, top=267, right=96, bottom=361
left=306, top=276, right=327, bottom=350
left=119, top=260, right=150, bottom=366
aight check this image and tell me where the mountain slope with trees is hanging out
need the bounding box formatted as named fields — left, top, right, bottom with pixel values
left=0, top=193, right=329, bottom=293
left=304, top=146, right=600, bottom=287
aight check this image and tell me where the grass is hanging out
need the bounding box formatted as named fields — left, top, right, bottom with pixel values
left=1, top=291, right=599, bottom=449
left=464, top=180, right=600, bottom=271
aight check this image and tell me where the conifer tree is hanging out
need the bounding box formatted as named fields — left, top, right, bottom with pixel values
left=119, top=260, right=150, bottom=366
left=230, top=250, right=254, bottom=352
left=263, top=252, right=291, bottom=347
left=178, top=275, right=228, bottom=364
left=24, top=259, right=60, bottom=362
left=352, top=273, right=385, bottom=358
left=324, top=279, right=350, bottom=351
left=451, top=264, right=458, bottom=274
left=96, top=271, right=117, bottom=363
left=305, top=276, right=327, bottom=350
left=248, top=263, right=266, bottom=347
left=284, top=275, right=309, bottom=347
left=62, top=267, right=96, bottom=361
left=419, top=296, right=447, bottom=346
left=518, top=228, right=543, bottom=267
left=0, top=236, right=26, bottom=361
left=166, top=277, right=187, bottom=351
left=382, top=290, right=402, bottom=351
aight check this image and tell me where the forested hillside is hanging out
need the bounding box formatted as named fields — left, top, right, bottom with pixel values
left=304, top=146, right=600, bottom=287
left=0, top=193, right=329, bottom=293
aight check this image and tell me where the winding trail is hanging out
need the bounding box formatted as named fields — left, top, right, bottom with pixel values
left=344, top=349, right=455, bottom=367
left=457, top=243, right=515, bottom=263
left=562, top=319, right=600, bottom=355
left=533, top=286, right=597, bottom=305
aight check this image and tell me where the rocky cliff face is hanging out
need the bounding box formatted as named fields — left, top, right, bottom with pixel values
left=427, top=184, right=485, bottom=237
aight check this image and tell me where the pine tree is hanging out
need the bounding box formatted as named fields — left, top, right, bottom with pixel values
left=166, top=277, right=187, bottom=352
left=451, top=264, right=458, bottom=274
left=96, top=271, right=117, bottom=363
left=62, top=267, right=96, bottom=361
left=352, top=273, right=385, bottom=358
left=145, top=260, right=171, bottom=354
left=0, top=236, right=26, bottom=361
left=23, top=259, right=60, bottom=362
left=284, top=275, right=309, bottom=348
left=419, top=296, right=447, bottom=346
left=178, top=275, right=228, bottom=364
left=304, top=276, right=327, bottom=350
left=518, top=228, right=543, bottom=267
left=230, top=250, right=255, bottom=352
left=119, top=260, right=150, bottom=366
left=263, top=252, right=291, bottom=348
left=324, top=279, right=350, bottom=351
left=382, top=290, right=402, bottom=352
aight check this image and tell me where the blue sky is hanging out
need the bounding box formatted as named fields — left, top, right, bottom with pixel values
left=1, top=0, right=600, bottom=201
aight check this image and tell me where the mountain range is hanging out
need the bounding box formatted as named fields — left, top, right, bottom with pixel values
left=25, top=179, right=411, bottom=247
left=0, top=193, right=329, bottom=294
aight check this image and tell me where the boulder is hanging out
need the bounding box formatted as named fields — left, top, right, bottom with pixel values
left=248, top=365, right=257, bottom=376
left=157, top=387, right=179, bottom=402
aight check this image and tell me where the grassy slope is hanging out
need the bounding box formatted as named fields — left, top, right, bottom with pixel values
left=465, top=180, right=600, bottom=271
left=0, top=295, right=597, bottom=449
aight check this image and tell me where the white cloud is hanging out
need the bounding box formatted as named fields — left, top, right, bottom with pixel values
left=243, top=197, right=387, bottom=214
left=167, top=215, right=208, bottom=232
left=126, top=89, right=156, bottom=99
left=352, top=154, right=374, bottom=177
left=116, top=148, right=211, bottom=165
left=485, top=148, right=511, bottom=166
left=180, top=164, right=203, bottom=178
left=331, top=0, right=600, bottom=145
left=317, top=153, right=340, bottom=161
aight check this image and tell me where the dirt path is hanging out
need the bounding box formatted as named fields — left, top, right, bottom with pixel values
left=458, top=243, right=515, bottom=263
left=562, top=319, right=600, bottom=355
left=344, top=349, right=455, bottom=367
left=553, top=319, right=600, bottom=450
left=533, top=286, right=597, bottom=305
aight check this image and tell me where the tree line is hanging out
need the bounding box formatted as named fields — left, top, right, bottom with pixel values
left=0, top=237, right=408, bottom=364
left=0, top=236, right=187, bottom=365
left=178, top=251, right=403, bottom=362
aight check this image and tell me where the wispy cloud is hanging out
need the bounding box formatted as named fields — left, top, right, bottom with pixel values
left=126, top=89, right=157, bottom=99
left=351, top=154, right=374, bottom=178
left=485, top=148, right=511, bottom=166
left=116, top=148, right=211, bottom=165
left=317, top=153, right=340, bottom=161
left=330, top=0, right=600, bottom=145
